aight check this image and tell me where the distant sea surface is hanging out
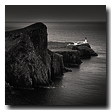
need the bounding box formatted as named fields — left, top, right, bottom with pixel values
left=5, top=22, right=106, bottom=106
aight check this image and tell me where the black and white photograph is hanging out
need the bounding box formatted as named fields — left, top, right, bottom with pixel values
left=5, top=5, right=106, bottom=106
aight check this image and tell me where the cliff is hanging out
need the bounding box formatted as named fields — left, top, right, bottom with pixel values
left=5, top=22, right=64, bottom=88
left=5, top=22, right=98, bottom=88
left=52, top=50, right=82, bottom=67
left=47, top=49, right=64, bottom=78
left=72, top=44, right=98, bottom=59
left=48, top=41, right=98, bottom=67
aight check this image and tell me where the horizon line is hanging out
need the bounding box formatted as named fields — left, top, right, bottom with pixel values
left=5, top=20, right=106, bottom=23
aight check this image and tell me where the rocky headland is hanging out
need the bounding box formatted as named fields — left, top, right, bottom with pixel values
left=5, top=22, right=98, bottom=89
left=48, top=41, right=98, bottom=67
left=5, top=22, right=65, bottom=88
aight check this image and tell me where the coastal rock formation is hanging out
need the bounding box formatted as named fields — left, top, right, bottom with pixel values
left=47, top=49, right=64, bottom=78
left=5, top=22, right=64, bottom=88
left=48, top=41, right=98, bottom=64
left=72, top=44, right=98, bottom=59
left=53, top=50, right=82, bottom=67
left=77, top=43, right=91, bottom=48
left=78, top=46, right=98, bottom=57
left=5, top=22, right=98, bottom=88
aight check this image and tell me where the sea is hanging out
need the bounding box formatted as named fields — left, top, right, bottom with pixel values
left=5, top=22, right=106, bottom=106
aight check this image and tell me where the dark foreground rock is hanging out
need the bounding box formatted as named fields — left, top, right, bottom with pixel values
left=5, top=22, right=65, bottom=88
left=5, top=82, right=12, bottom=94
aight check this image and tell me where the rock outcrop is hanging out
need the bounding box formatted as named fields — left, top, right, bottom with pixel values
left=5, top=22, right=64, bottom=88
left=48, top=42, right=98, bottom=67
left=49, top=41, right=98, bottom=62
left=72, top=44, right=98, bottom=59
left=53, top=50, right=82, bottom=67
left=47, top=49, right=64, bottom=78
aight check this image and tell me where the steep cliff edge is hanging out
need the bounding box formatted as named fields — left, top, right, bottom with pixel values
left=72, top=44, right=98, bottom=59
left=5, top=22, right=64, bottom=88
left=52, top=50, right=82, bottom=67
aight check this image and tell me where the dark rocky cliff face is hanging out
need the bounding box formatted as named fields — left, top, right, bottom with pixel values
left=72, top=44, right=98, bottom=59
left=24, top=23, right=48, bottom=64
left=5, top=22, right=63, bottom=88
left=53, top=50, right=82, bottom=67
left=47, top=49, right=64, bottom=78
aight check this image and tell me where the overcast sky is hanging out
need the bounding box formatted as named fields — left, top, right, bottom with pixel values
left=5, top=5, right=106, bottom=22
